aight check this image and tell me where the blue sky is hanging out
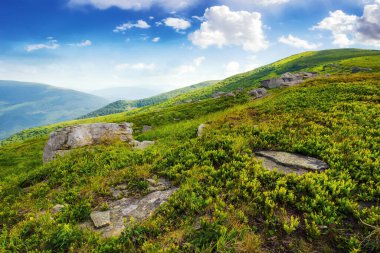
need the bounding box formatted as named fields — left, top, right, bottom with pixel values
left=0, top=0, right=379, bottom=92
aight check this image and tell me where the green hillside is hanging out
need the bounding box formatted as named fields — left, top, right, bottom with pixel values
left=0, top=81, right=108, bottom=140
left=82, top=80, right=219, bottom=118
left=0, top=49, right=379, bottom=252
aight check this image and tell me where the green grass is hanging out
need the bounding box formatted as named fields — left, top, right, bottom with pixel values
left=0, top=49, right=379, bottom=252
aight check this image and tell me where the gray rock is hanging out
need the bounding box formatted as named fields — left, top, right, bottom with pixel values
left=84, top=187, right=178, bottom=238
left=248, top=88, right=267, bottom=99
left=255, top=151, right=328, bottom=174
left=52, top=204, right=65, bottom=214
left=132, top=140, right=155, bottom=150
left=226, top=92, right=236, bottom=97
left=147, top=178, right=172, bottom=191
left=261, top=72, right=318, bottom=89
left=142, top=125, right=152, bottom=133
left=43, top=123, right=134, bottom=162
left=352, top=67, right=372, bottom=73
left=90, top=211, right=111, bottom=228
left=197, top=124, right=208, bottom=137
left=211, top=91, right=227, bottom=98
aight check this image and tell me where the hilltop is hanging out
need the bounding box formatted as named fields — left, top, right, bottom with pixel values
left=0, top=49, right=379, bottom=252
left=0, top=81, right=108, bottom=139
left=82, top=80, right=219, bottom=118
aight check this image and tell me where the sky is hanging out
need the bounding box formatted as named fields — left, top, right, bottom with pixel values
left=0, top=0, right=379, bottom=92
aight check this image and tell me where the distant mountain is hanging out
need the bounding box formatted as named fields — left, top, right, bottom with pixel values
left=88, top=86, right=162, bottom=101
left=0, top=80, right=108, bottom=139
left=81, top=80, right=220, bottom=118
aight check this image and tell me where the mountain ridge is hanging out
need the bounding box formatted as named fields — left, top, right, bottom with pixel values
left=0, top=80, right=108, bottom=139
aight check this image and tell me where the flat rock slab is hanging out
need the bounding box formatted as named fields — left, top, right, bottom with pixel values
left=82, top=179, right=177, bottom=238
left=90, top=211, right=111, bottom=228
left=256, top=151, right=328, bottom=174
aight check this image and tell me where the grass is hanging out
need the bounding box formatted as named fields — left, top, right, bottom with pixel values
left=0, top=49, right=379, bottom=252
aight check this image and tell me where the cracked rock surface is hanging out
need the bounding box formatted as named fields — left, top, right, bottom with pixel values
left=256, top=151, right=328, bottom=175
left=84, top=178, right=178, bottom=238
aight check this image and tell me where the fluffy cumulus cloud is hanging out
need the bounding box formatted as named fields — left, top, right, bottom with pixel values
left=113, top=20, right=150, bottom=33
left=188, top=6, right=268, bottom=52
left=164, top=18, right=191, bottom=31
left=115, top=63, right=156, bottom=71
left=313, top=0, right=380, bottom=47
left=278, top=34, right=320, bottom=49
left=26, top=38, right=60, bottom=52
left=68, top=0, right=199, bottom=11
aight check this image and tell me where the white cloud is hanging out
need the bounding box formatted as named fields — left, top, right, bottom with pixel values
left=69, top=39, right=92, bottom=47
left=175, top=56, right=206, bottom=75
left=188, top=5, right=268, bottom=52
left=116, top=63, right=156, bottom=71
left=220, top=0, right=289, bottom=7
left=26, top=38, right=60, bottom=52
left=164, top=18, right=191, bottom=31
left=278, top=34, right=320, bottom=49
left=113, top=20, right=150, bottom=33
left=68, top=0, right=200, bottom=11
left=313, top=1, right=380, bottom=47
left=152, top=37, right=160, bottom=42
left=225, top=61, right=241, bottom=76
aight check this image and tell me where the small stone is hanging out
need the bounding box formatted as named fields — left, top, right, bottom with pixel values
left=132, top=140, right=155, bottom=150
left=90, top=211, right=111, bottom=228
left=211, top=91, right=227, bottom=98
left=52, top=204, right=65, bottom=214
left=147, top=178, right=157, bottom=185
left=142, top=125, right=152, bottom=133
left=197, top=124, right=207, bottom=137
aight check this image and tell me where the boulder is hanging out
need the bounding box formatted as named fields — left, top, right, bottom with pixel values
left=90, top=211, right=111, bottom=228
left=255, top=151, right=328, bottom=174
left=43, top=123, right=134, bottom=162
left=197, top=124, right=208, bottom=137
left=248, top=88, right=267, bottom=99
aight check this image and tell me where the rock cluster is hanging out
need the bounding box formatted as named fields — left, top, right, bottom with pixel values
left=248, top=88, right=268, bottom=99
left=43, top=122, right=154, bottom=162
left=261, top=72, right=318, bottom=89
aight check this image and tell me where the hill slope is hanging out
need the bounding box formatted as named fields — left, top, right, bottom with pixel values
left=0, top=80, right=108, bottom=139
left=0, top=49, right=379, bottom=252
left=81, top=80, right=219, bottom=118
